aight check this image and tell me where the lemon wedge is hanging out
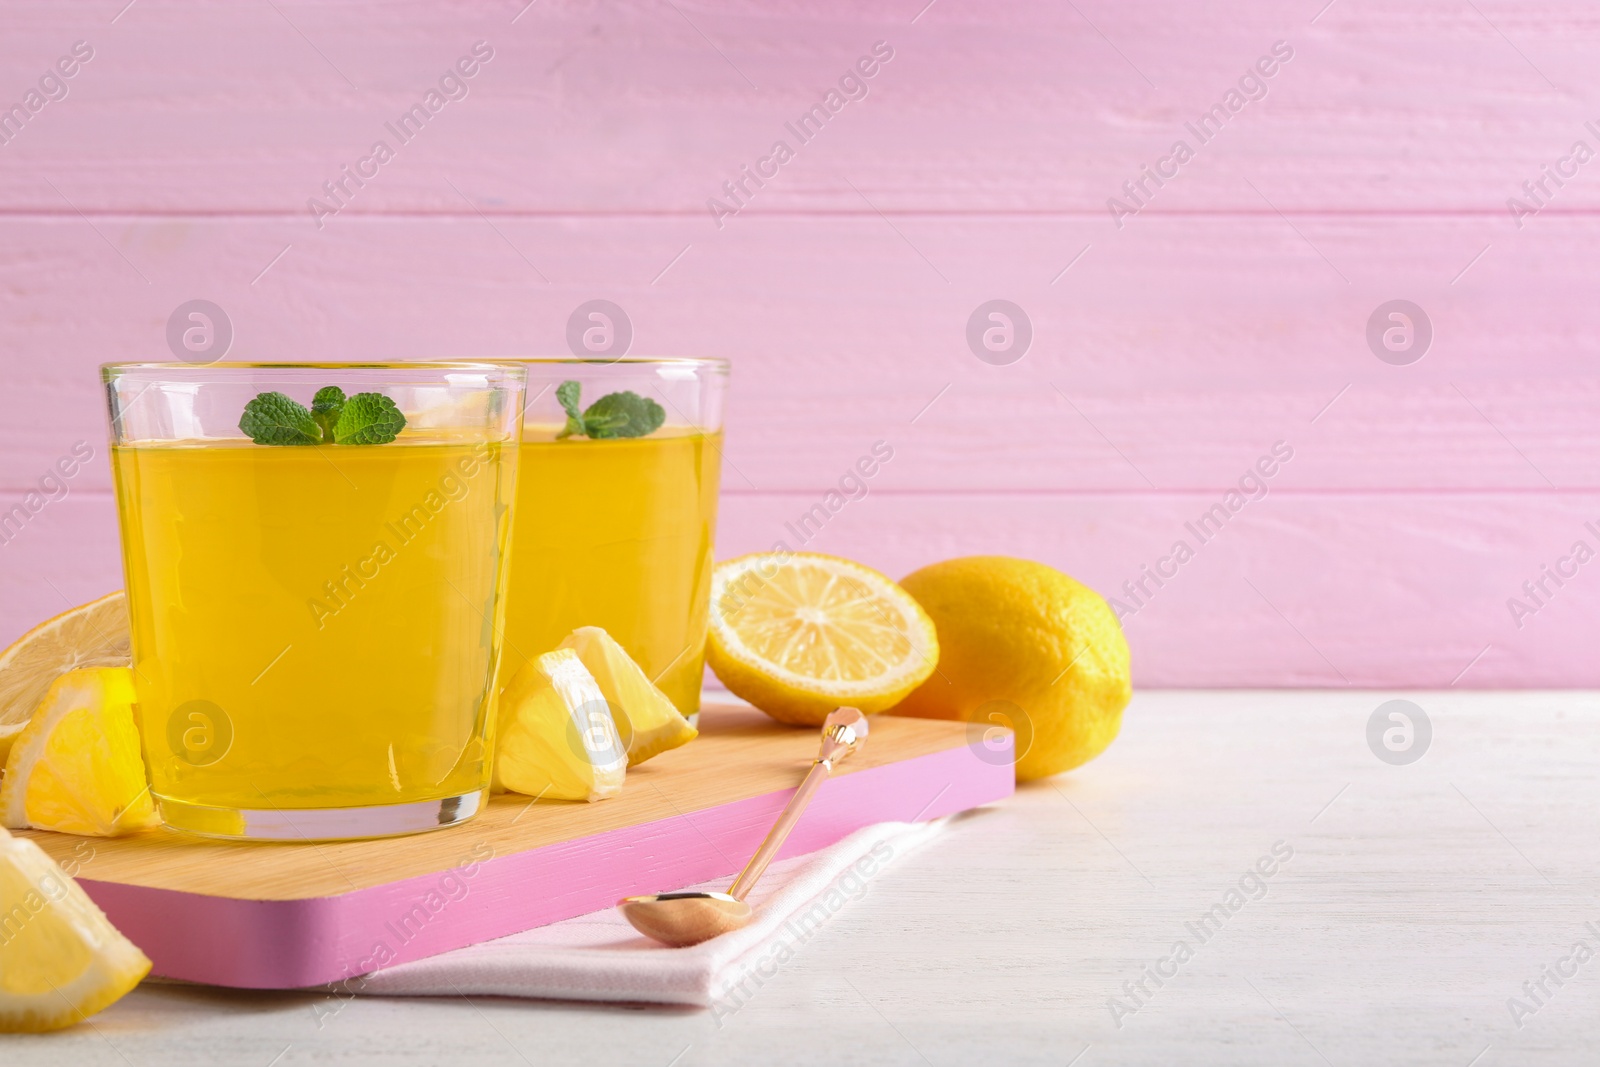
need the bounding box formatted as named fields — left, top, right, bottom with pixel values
left=0, top=592, right=130, bottom=767
left=0, top=668, right=156, bottom=836
left=705, top=552, right=940, bottom=726
left=494, top=649, right=626, bottom=801
left=558, top=627, right=697, bottom=766
left=0, top=827, right=151, bottom=1032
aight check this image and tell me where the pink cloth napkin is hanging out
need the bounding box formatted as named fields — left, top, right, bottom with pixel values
left=351, top=819, right=944, bottom=1009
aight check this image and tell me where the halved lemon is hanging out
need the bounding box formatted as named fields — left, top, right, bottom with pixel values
left=705, top=552, right=940, bottom=726
left=0, top=826, right=151, bottom=1032
left=1, top=668, right=156, bottom=836
left=0, top=592, right=130, bottom=767
left=559, top=627, right=697, bottom=766
left=494, top=649, right=627, bottom=802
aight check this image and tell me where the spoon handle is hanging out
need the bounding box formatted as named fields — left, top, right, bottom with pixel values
left=728, top=759, right=832, bottom=900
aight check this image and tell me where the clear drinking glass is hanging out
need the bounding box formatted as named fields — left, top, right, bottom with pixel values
left=103, top=362, right=525, bottom=840
left=497, top=358, right=727, bottom=716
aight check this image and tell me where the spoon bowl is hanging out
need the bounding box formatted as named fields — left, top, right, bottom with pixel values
left=617, top=891, right=752, bottom=947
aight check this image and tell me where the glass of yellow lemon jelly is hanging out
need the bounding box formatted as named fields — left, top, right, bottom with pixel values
left=499, top=359, right=726, bottom=718
left=103, top=362, right=525, bottom=840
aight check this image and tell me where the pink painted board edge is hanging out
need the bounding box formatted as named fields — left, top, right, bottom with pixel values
left=79, top=740, right=1013, bottom=990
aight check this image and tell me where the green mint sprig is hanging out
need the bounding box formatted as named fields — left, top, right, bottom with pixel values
left=333, top=392, right=406, bottom=444
left=554, top=380, right=665, bottom=440
left=238, top=391, right=320, bottom=445
left=240, top=387, right=407, bottom=445
left=311, top=386, right=345, bottom=441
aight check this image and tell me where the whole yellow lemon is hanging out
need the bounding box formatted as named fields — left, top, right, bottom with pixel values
left=891, top=556, right=1130, bottom=780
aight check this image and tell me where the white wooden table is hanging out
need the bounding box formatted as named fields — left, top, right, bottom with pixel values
left=5, top=691, right=1595, bottom=1065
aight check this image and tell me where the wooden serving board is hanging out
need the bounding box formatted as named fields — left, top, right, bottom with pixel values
left=18, top=705, right=1012, bottom=990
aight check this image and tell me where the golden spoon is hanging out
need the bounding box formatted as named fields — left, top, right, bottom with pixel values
left=618, top=706, right=869, bottom=947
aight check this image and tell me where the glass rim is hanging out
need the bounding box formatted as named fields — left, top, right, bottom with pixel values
left=485, top=356, right=729, bottom=374
left=100, top=360, right=528, bottom=380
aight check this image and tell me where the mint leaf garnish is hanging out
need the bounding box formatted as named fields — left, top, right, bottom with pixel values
left=241, top=387, right=405, bottom=445
left=239, top=392, right=319, bottom=445
left=311, top=386, right=346, bottom=443
left=555, top=380, right=586, bottom=440
left=583, top=391, right=664, bottom=439
left=332, top=392, right=406, bottom=445
left=552, top=380, right=665, bottom=440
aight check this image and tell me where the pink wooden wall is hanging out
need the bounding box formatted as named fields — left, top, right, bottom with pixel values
left=0, top=0, right=1595, bottom=687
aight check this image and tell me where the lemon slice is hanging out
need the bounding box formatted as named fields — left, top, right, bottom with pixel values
left=0, top=827, right=151, bottom=1032
left=559, top=627, right=697, bottom=766
left=0, top=668, right=156, bottom=836
left=494, top=649, right=627, bottom=802
left=705, top=552, right=940, bottom=726
left=0, top=592, right=130, bottom=767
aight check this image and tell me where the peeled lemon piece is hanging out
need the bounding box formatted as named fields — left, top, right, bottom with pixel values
left=706, top=552, right=939, bottom=726
left=0, top=592, right=131, bottom=768
left=558, top=627, right=697, bottom=766
left=0, top=668, right=156, bottom=836
left=0, top=827, right=151, bottom=1032
left=494, top=649, right=626, bottom=802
